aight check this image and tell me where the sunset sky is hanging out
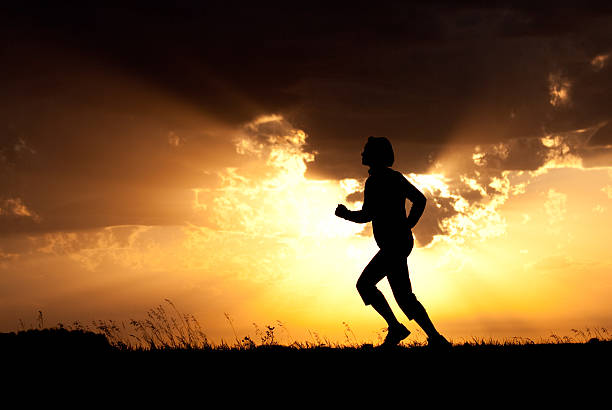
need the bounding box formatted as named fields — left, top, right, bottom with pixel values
left=2, top=2, right=612, bottom=344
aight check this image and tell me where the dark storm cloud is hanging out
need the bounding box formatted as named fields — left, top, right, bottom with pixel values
left=346, top=122, right=606, bottom=247
left=6, top=3, right=612, bottom=147
left=293, top=3, right=612, bottom=178
left=3, top=2, right=612, bottom=236
left=0, top=36, right=235, bottom=235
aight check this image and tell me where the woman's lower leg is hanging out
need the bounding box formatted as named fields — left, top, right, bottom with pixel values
left=368, top=288, right=401, bottom=328
left=410, top=299, right=440, bottom=338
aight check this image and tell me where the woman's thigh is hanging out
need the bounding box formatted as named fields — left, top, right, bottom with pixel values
left=357, top=251, right=388, bottom=287
left=385, top=252, right=412, bottom=296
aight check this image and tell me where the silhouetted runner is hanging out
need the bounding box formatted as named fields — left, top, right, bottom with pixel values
left=335, top=136, right=451, bottom=348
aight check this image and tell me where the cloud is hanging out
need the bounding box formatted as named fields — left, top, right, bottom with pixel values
left=2, top=3, right=612, bottom=260
left=33, top=225, right=158, bottom=271
left=0, top=198, right=40, bottom=221
left=195, top=115, right=360, bottom=241
left=167, top=131, right=185, bottom=148
left=591, top=53, right=610, bottom=71
left=0, top=250, right=19, bottom=268
left=0, top=114, right=363, bottom=278
left=471, top=126, right=603, bottom=174
left=407, top=171, right=514, bottom=247
left=5, top=3, right=612, bottom=340
left=5, top=3, right=612, bottom=187
left=0, top=45, right=244, bottom=235
left=548, top=72, right=571, bottom=108
left=353, top=125, right=612, bottom=247
left=544, top=189, right=567, bottom=226
left=326, top=111, right=612, bottom=250
left=0, top=133, right=36, bottom=169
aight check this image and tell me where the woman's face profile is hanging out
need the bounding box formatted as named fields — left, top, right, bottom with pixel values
left=361, top=143, right=372, bottom=166
left=361, top=137, right=393, bottom=167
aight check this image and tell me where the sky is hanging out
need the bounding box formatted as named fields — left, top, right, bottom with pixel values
left=2, top=2, right=612, bottom=344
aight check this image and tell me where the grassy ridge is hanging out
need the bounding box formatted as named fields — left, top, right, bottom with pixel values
left=3, top=302, right=609, bottom=404
left=10, top=299, right=612, bottom=351
left=3, top=299, right=611, bottom=384
left=3, top=323, right=610, bottom=401
left=4, top=325, right=611, bottom=386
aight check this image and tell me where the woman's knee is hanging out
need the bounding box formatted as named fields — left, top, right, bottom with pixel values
left=396, top=292, right=426, bottom=320
left=356, top=276, right=371, bottom=295
left=356, top=277, right=378, bottom=305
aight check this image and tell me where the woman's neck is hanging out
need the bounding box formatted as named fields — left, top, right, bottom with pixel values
left=368, top=165, right=388, bottom=174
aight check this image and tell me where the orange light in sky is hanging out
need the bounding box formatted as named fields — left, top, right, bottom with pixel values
left=1, top=115, right=612, bottom=344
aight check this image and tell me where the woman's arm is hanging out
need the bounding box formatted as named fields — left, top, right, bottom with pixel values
left=335, top=178, right=373, bottom=223
left=405, top=179, right=426, bottom=229
left=335, top=204, right=372, bottom=223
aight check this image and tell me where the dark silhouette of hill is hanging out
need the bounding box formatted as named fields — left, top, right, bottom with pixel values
left=2, top=328, right=609, bottom=403
left=0, top=327, right=113, bottom=353
left=3, top=327, right=610, bottom=367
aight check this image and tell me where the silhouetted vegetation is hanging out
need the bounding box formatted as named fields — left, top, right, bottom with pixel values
left=3, top=300, right=611, bottom=357
left=3, top=301, right=611, bottom=404
left=0, top=327, right=112, bottom=353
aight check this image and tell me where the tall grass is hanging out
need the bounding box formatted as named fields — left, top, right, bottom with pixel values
left=12, top=300, right=612, bottom=351
left=63, top=299, right=211, bottom=350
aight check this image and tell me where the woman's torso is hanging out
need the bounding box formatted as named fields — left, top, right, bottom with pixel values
left=364, top=167, right=414, bottom=254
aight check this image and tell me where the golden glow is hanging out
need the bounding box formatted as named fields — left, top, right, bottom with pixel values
left=407, top=173, right=452, bottom=197
left=2, top=114, right=612, bottom=344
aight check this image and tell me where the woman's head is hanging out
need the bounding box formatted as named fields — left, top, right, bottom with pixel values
left=361, top=136, right=394, bottom=167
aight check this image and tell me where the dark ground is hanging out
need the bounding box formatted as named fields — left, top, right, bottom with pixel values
left=2, top=328, right=610, bottom=404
